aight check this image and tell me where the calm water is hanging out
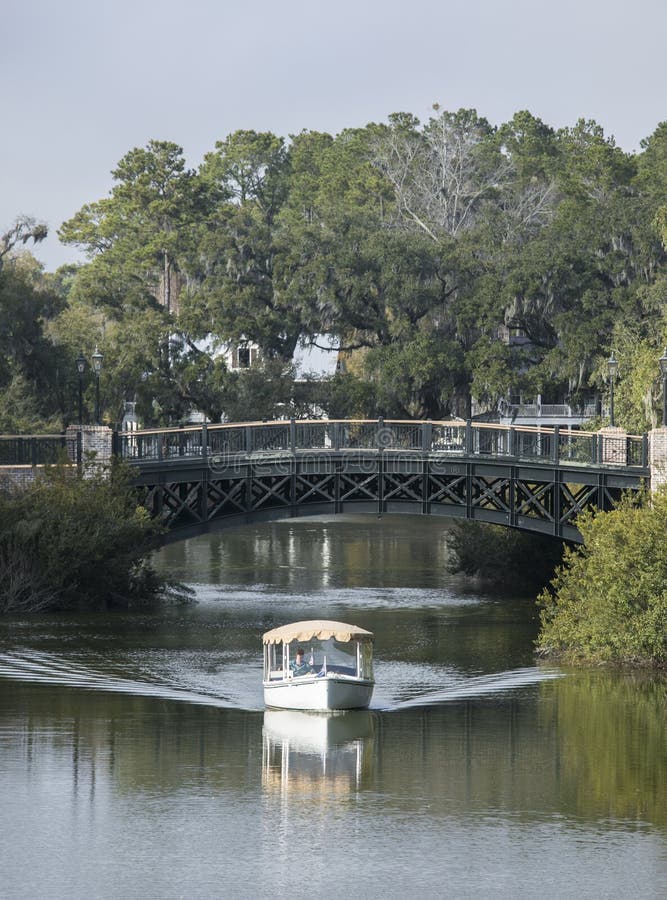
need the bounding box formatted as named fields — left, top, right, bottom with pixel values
left=1, top=516, right=666, bottom=899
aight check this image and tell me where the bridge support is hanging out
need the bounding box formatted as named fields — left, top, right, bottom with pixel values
left=65, top=425, right=113, bottom=468
left=649, top=427, right=667, bottom=491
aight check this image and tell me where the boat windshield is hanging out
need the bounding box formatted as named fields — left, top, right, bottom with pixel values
left=286, top=638, right=373, bottom=679
left=264, top=635, right=374, bottom=681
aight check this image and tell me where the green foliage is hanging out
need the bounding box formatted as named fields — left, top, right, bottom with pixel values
left=215, top=357, right=297, bottom=422
left=0, top=461, right=177, bottom=614
left=447, top=520, right=565, bottom=593
left=537, top=489, right=667, bottom=664
left=0, top=252, right=69, bottom=427
left=4, top=109, right=666, bottom=428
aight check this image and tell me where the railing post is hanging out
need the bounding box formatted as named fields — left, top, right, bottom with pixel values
left=290, top=417, right=296, bottom=453
left=377, top=416, right=384, bottom=450
left=31, top=437, right=38, bottom=467
left=245, top=425, right=253, bottom=455
left=465, top=419, right=473, bottom=454
left=508, top=426, right=515, bottom=458
left=201, top=422, right=208, bottom=463
left=643, top=433, right=649, bottom=469
left=553, top=425, right=560, bottom=465
left=333, top=421, right=341, bottom=452
left=422, top=420, right=432, bottom=453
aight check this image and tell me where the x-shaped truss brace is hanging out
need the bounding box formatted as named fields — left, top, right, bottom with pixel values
left=471, top=476, right=511, bottom=513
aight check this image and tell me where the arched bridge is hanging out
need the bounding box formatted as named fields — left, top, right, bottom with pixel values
left=117, top=419, right=649, bottom=544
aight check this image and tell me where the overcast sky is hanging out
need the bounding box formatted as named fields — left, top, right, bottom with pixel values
left=3, top=0, right=666, bottom=271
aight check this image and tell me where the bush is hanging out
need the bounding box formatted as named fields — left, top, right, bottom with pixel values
left=537, top=489, right=667, bottom=665
left=447, top=520, right=565, bottom=594
left=0, top=460, right=179, bottom=613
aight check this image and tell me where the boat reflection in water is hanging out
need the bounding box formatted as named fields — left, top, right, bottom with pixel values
left=262, top=708, right=375, bottom=797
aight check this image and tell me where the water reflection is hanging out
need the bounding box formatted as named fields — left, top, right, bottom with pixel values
left=2, top=518, right=667, bottom=898
left=262, top=709, right=374, bottom=797
left=542, top=669, right=667, bottom=827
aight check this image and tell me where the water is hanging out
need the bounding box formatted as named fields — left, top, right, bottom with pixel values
left=1, top=516, right=666, bottom=899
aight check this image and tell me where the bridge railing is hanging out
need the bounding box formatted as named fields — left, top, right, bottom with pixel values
left=0, top=422, right=647, bottom=471
left=115, top=419, right=649, bottom=470
left=0, top=434, right=68, bottom=466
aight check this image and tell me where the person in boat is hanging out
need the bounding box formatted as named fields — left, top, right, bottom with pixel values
left=290, top=647, right=314, bottom=677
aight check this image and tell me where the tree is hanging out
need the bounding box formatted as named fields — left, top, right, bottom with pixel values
left=59, top=140, right=202, bottom=314
left=184, top=130, right=304, bottom=361
left=0, top=216, right=48, bottom=271
left=0, top=252, right=67, bottom=429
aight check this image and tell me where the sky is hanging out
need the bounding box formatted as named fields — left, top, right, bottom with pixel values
left=2, top=0, right=666, bottom=272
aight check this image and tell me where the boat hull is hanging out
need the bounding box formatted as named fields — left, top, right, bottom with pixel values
left=263, top=674, right=374, bottom=711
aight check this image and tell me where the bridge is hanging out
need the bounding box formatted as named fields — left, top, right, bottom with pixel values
left=109, top=419, right=648, bottom=544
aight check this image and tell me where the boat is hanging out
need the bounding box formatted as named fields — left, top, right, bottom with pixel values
left=262, top=619, right=374, bottom=711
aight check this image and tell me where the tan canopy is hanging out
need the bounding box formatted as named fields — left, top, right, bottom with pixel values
left=262, top=619, right=374, bottom=645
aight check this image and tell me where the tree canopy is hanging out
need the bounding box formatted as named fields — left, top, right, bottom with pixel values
left=0, top=107, right=664, bottom=430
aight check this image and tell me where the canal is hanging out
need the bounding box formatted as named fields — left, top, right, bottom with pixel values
left=1, top=516, right=666, bottom=899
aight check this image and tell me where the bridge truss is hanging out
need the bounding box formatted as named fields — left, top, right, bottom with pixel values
left=121, top=420, right=648, bottom=543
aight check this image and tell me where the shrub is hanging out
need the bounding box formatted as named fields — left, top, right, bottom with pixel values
left=447, top=520, right=565, bottom=594
left=537, top=489, right=667, bottom=665
left=0, top=460, right=176, bottom=613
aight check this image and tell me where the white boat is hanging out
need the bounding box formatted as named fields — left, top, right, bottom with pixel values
left=262, top=619, right=374, bottom=711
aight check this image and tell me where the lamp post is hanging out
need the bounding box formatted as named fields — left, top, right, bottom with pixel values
left=659, top=348, right=667, bottom=427
left=75, top=352, right=87, bottom=467
left=607, top=351, right=618, bottom=427
left=91, top=346, right=103, bottom=425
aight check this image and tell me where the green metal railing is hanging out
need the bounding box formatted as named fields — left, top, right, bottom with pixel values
left=115, top=419, right=649, bottom=471
left=0, top=434, right=68, bottom=466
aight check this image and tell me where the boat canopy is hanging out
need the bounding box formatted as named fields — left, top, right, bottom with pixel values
left=262, top=620, right=374, bottom=645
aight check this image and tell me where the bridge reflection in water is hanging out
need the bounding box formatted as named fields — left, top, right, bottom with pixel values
left=119, top=419, right=648, bottom=544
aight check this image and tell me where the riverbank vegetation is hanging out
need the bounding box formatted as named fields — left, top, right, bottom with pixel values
left=537, top=490, right=667, bottom=666
left=446, top=520, right=565, bottom=594
left=1, top=107, right=666, bottom=431
left=0, top=462, right=182, bottom=614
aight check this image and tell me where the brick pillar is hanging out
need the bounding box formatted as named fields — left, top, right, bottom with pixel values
left=598, top=425, right=627, bottom=465
left=66, top=425, right=113, bottom=467
left=649, top=427, right=667, bottom=491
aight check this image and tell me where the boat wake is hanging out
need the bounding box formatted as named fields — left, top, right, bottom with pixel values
left=379, top=665, right=563, bottom=711
left=0, top=651, right=562, bottom=714
left=0, top=650, right=254, bottom=709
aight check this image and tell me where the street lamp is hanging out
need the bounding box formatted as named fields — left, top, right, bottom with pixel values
left=75, top=352, right=87, bottom=467
left=75, top=352, right=87, bottom=426
left=607, top=351, right=618, bottom=427
left=659, top=348, right=667, bottom=427
left=92, top=346, right=103, bottom=425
